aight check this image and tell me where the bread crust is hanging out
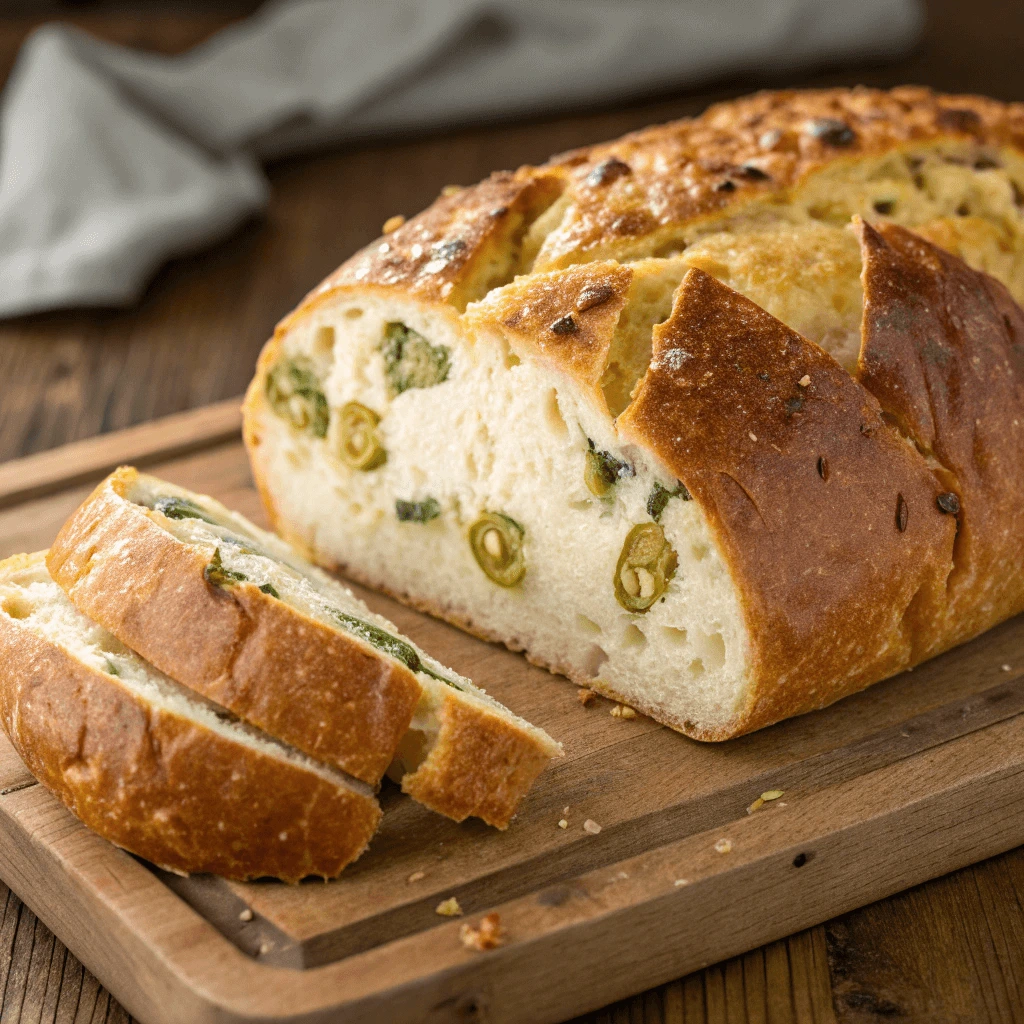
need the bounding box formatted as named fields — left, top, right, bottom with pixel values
left=856, top=220, right=1024, bottom=650
left=277, top=87, right=1024, bottom=323
left=46, top=468, right=423, bottom=786
left=0, top=555, right=380, bottom=883
left=532, top=87, right=1024, bottom=270
left=469, top=261, right=635, bottom=415
left=401, top=690, right=554, bottom=830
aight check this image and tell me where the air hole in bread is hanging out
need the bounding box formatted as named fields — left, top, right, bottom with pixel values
left=313, top=326, right=335, bottom=355
left=543, top=388, right=568, bottom=438
left=344, top=308, right=364, bottom=320
left=688, top=657, right=706, bottom=677
left=583, top=643, right=609, bottom=678
left=1, top=596, right=30, bottom=619
left=692, top=630, right=727, bottom=672
left=661, top=625, right=688, bottom=646
left=690, top=542, right=710, bottom=562
left=622, top=624, right=647, bottom=649
left=576, top=614, right=603, bottom=636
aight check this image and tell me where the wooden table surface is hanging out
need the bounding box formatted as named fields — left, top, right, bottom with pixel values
left=1, top=1, right=1023, bottom=1021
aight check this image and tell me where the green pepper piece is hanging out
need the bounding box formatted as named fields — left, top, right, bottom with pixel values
left=266, top=358, right=329, bottom=437
left=152, top=495, right=218, bottom=525
left=339, top=401, right=387, bottom=470
left=396, top=497, right=441, bottom=523
left=614, top=523, right=677, bottom=613
left=380, top=322, right=451, bottom=396
left=469, top=512, right=526, bottom=587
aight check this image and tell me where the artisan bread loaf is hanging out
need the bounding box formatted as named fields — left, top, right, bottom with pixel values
left=243, top=87, right=1024, bottom=740
left=0, top=552, right=380, bottom=882
left=48, top=468, right=559, bottom=827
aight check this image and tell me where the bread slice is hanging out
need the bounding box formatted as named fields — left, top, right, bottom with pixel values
left=0, top=553, right=380, bottom=882
left=47, top=468, right=560, bottom=828
left=242, top=87, right=1024, bottom=740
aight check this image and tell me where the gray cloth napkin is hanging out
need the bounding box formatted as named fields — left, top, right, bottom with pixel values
left=0, top=0, right=923, bottom=319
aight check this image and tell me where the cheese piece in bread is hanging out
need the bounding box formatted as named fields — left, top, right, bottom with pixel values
left=48, top=468, right=560, bottom=828
left=242, top=87, right=1024, bottom=740
left=0, top=553, right=379, bottom=882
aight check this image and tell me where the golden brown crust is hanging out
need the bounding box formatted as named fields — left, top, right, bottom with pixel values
left=534, top=87, right=1024, bottom=269
left=856, top=219, right=1024, bottom=649
left=617, top=268, right=957, bottom=738
left=278, top=170, right=565, bottom=327
left=466, top=261, right=634, bottom=414
left=46, top=468, right=423, bottom=786
left=0, top=558, right=380, bottom=883
left=401, top=691, right=554, bottom=830
left=283, top=88, right=1024, bottom=322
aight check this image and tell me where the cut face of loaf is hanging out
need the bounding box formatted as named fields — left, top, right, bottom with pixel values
left=0, top=553, right=380, bottom=882
left=47, top=469, right=560, bottom=828
left=244, top=88, right=1024, bottom=739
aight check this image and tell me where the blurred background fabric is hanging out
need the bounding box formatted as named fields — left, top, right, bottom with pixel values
left=0, top=0, right=923, bottom=319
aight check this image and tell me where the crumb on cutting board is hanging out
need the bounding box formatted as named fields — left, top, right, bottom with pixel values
left=460, top=913, right=505, bottom=951
left=436, top=897, right=463, bottom=917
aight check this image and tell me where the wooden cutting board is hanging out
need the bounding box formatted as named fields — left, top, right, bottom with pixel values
left=1, top=399, right=1023, bottom=1024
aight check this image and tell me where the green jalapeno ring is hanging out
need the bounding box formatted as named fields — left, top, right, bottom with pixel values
left=339, top=401, right=387, bottom=470
left=266, top=359, right=330, bottom=438
left=614, top=523, right=677, bottom=613
left=469, top=512, right=526, bottom=587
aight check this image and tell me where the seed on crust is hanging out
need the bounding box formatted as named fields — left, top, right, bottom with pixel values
left=551, top=314, right=578, bottom=335
left=896, top=493, right=909, bottom=532
left=586, top=157, right=631, bottom=186
left=382, top=215, right=405, bottom=234
left=804, top=117, right=855, bottom=146
left=737, top=163, right=771, bottom=181
left=936, top=492, right=961, bottom=515
left=576, top=283, right=616, bottom=312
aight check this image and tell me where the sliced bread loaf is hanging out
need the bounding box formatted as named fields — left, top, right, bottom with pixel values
left=0, top=552, right=380, bottom=882
left=47, top=468, right=560, bottom=828
left=242, top=87, right=1024, bottom=740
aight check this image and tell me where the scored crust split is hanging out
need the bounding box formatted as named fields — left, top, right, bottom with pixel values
left=243, top=87, right=1024, bottom=740
left=47, top=468, right=560, bottom=829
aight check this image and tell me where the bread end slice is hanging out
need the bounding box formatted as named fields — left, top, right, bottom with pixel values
left=0, top=553, right=380, bottom=882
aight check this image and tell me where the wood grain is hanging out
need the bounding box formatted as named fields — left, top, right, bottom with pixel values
left=0, top=0, right=1023, bottom=1020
